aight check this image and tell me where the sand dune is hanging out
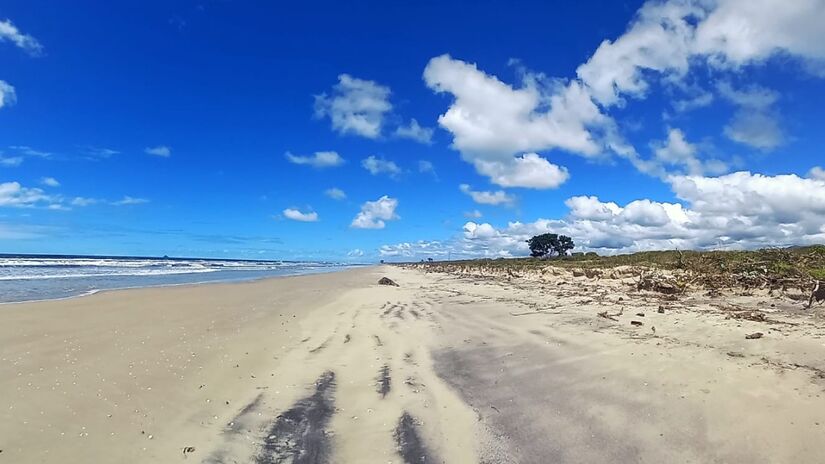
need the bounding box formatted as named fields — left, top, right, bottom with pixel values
left=1, top=266, right=824, bottom=462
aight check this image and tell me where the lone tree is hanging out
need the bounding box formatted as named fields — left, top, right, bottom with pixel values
left=527, top=233, right=575, bottom=258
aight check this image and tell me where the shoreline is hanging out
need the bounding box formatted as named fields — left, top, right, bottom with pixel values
left=0, top=265, right=360, bottom=305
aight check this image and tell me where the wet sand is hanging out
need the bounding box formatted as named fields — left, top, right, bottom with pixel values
left=1, top=265, right=824, bottom=462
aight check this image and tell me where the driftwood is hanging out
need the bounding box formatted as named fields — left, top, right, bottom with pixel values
left=597, top=307, right=624, bottom=321
left=806, top=281, right=824, bottom=309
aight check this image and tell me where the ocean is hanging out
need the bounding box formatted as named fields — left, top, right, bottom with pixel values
left=0, top=254, right=354, bottom=303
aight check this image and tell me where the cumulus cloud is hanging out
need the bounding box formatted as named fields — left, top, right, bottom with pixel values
left=361, top=155, right=401, bottom=177
left=285, top=151, right=345, bottom=168
left=324, top=187, right=346, bottom=200
left=464, top=209, right=483, bottom=219
left=314, top=74, right=392, bottom=139
left=459, top=184, right=515, bottom=206
left=347, top=248, right=364, bottom=258
left=283, top=208, right=319, bottom=222
left=473, top=153, right=569, bottom=189
left=422, top=1, right=825, bottom=184
left=145, top=145, right=171, bottom=157
left=578, top=0, right=825, bottom=108
left=809, top=166, right=825, bottom=181
left=424, top=54, right=609, bottom=159
left=382, top=171, right=825, bottom=259
left=693, top=0, right=825, bottom=67
left=40, top=177, right=60, bottom=187
left=395, top=119, right=434, bottom=144
left=351, top=195, right=399, bottom=229
left=0, top=19, right=43, bottom=56
left=576, top=1, right=700, bottom=107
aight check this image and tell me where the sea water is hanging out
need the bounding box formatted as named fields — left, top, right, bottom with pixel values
left=0, top=255, right=352, bottom=303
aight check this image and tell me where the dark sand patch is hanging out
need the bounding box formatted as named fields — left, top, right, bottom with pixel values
left=394, top=412, right=435, bottom=463
left=376, top=364, right=391, bottom=398
left=256, top=371, right=336, bottom=464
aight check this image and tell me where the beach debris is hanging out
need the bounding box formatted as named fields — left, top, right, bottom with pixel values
left=745, top=332, right=764, bottom=340
left=657, top=306, right=665, bottom=314
left=637, top=273, right=681, bottom=295
left=636, top=312, right=645, bottom=317
left=378, top=277, right=399, bottom=287
left=182, top=446, right=196, bottom=457
left=806, top=281, right=825, bottom=308
left=597, top=307, right=624, bottom=321
left=585, top=269, right=602, bottom=279
left=727, top=351, right=745, bottom=358
left=630, top=320, right=644, bottom=327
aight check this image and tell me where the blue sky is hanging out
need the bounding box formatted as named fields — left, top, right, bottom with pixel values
left=2, top=0, right=825, bottom=261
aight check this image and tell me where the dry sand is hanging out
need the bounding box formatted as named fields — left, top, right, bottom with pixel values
left=1, top=265, right=824, bottom=463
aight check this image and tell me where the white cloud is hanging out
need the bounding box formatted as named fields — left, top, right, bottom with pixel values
left=672, top=89, right=714, bottom=112
left=395, top=119, right=434, bottom=144
left=84, top=147, right=120, bottom=159
left=647, top=128, right=728, bottom=176
left=576, top=1, right=699, bottom=107
left=0, top=181, right=55, bottom=208
left=71, top=197, right=98, bottom=207
left=10, top=146, right=51, bottom=158
left=418, top=160, right=435, bottom=174
left=723, top=112, right=784, bottom=151
left=577, top=0, right=825, bottom=109
left=424, top=55, right=608, bottom=159
left=145, top=145, right=171, bottom=157
left=285, top=151, right=345, bottom=168
left=347, top=248, right=365, bottom=258
left=422, top=2, right=825, bottom=184
left=314, top=74, right=392, bottom=139
left=0, top=155, right=23, bottom=166
left=464, top=209, right=483, bottom=219
left=0, top=19, right=43, bottom=56
left=361, top=155, right=401, bottom=177
left=717, top=82, right=784, bottom=150
left=113, top=196, right=149, bottom=206
left=473, top=153, right=569, bottom=189
left=809, top=166, right=825, bottom=181
left=0, top=80, right=16, bottom=109
left=283, top=208, right=319, bottom=222
left=40, top=177, right=60, bottom=187
left=324, top=187, right=346, bottom=200
left=383, top=171, right=825, bottom=259
left=693, top=0, right=825, bottom=68
left=459, top=184, right=515, bottom=206
left=351, top=195, right=399, bottom=229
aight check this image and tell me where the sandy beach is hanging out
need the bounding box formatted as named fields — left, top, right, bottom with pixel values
left=2, top=265, right=824, bottom=463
